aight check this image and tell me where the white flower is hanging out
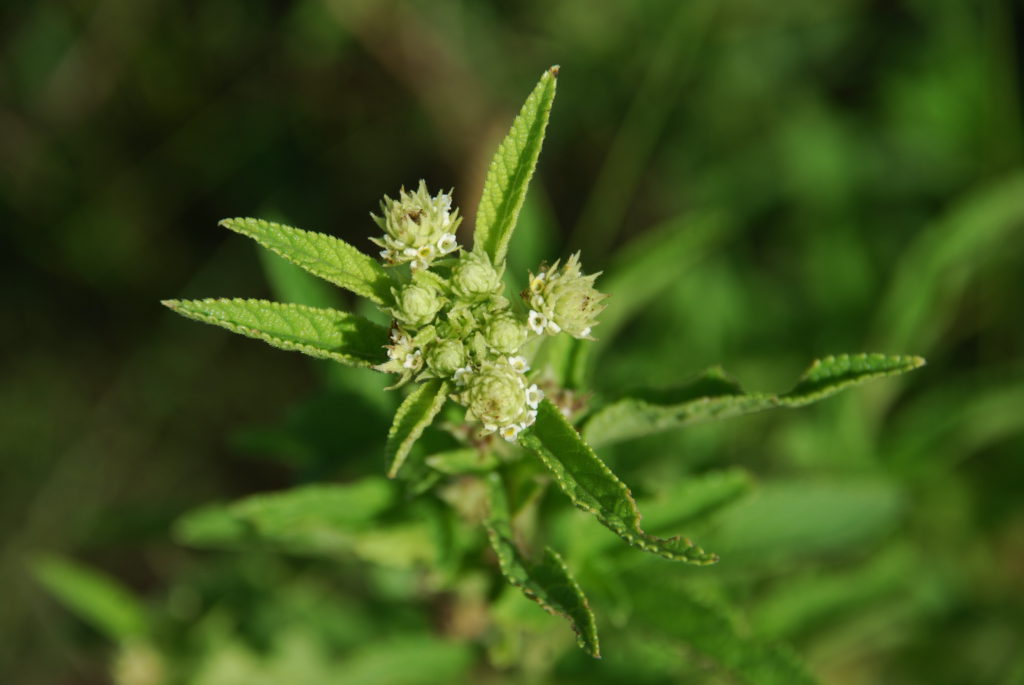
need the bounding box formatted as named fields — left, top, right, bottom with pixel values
left=453, top=366, right=472, bottom=386
left=525, top=384, right=543, bottom=408
left=521, top=409, right=537, bottom=427
left=402, top=349, right=422, bottom=369
left=482, top=423, right=497, bottom=434
left=380, top=249, right=393, bottom=261
left=499, top=424, right=521, bottom=442
left=529, top=273, right=546, bottom=292
left=579, top=326, right=592, bottom=338
left=508, top=356, right=529, bottom=373
left=417, top=244, right=435, bottom=260
left=528, top=310, right=548, bottom=335
left=402, top=247, right=419, bottom=259
left=546, top=320, right=561, bottom=334
left=436, top=233, right=458, bottom=254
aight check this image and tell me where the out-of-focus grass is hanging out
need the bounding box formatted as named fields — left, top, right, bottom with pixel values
left=2, top=1, right=1021, bottom=683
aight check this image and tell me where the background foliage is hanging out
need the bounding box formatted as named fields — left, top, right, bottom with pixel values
left=2, top=1, right=1022, bottom=683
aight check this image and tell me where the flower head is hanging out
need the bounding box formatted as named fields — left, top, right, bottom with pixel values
left=393, top=281, right=443, bottom=327
left=525, top=253, right=607, bottom=338
left=451, top=250, right=503, bottom=300
left=371, top=181, right=461, bottom=270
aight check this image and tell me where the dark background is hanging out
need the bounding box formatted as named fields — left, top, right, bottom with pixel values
left=2, top=1, right=1023, bottom=683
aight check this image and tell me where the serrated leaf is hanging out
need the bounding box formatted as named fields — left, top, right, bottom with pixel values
left=175, top=480, right=394, bottom=553
left=162, top=298, right=388, bottom=367
left=385, top=380, right=449, bottom=478
left=473, top=67, right=558, bottom=265
left=220, top=217, right=393, bottom=306
left=33, top=555, right=148, bottom=642
left=520, top=399, right=717, bottom=565
left=484, top=473, right=600, bottom=658
left=584, top=353, right=925, bottom=447
left=626, top=572, right=818, bottom=685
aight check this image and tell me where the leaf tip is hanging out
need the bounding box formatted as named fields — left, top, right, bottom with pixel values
left=548, top=65, right=560, bottom=77
left=160, top=299, right=180, bottom=311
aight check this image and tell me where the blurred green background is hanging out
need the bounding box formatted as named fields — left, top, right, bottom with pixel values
left=2, top=1, right=1023, bottom=683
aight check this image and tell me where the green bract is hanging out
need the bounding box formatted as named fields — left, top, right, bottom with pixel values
left=163, top=66, right=924, bottom=662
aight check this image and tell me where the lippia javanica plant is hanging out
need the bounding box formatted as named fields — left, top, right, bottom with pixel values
left=163, top=67, right=924, bottom=659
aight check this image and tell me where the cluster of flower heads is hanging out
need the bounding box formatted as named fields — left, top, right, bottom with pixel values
left=372, top=181, right=606, bottom=442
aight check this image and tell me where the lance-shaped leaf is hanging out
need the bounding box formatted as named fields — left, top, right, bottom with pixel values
left=385, top=380, right=450, bottom=478
left=473, top=66, right=558, bottom=265
left=162, top=298, right=389, bottom=367
left=626, top=571, right=818, bottom=685
left=33, top=555, right=149, bottom=642
left=520, top=399, right=717, bottom=565
left=585, top=353, right=925, bottom=448
left=484, top=473, right=600, bottom=658
left=175, top=480, right=395, bottom=553
left=220, top=217, right=393, bottom=306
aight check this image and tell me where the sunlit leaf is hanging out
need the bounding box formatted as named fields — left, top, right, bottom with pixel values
left=473, top=67, right=558, bottom=265
left=584, top=353, right=925, bottom=447
left=520, top=399, right=717, bottom=564
left=385, top=380, right=449, bottom=478
left=162, top=298, right=388, bottom=367
left=174, top=479, right=394, bottom=553
left=484, top=473, right=600, bottom=657
left=33, top=555, right=148, bottom=642
left=221, top=217, right=393, bottom=306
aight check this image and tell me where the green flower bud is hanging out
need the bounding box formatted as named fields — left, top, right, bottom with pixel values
left=484, top=312, right=527, bottom=354
left=526, top=253, right=607, bottom=338
left=394, top=282, right=443, bottom=327
left=462, top=362, right=527, bottom=429
left=451, top=250, right=502, bottom=299
left=370, top=180, right=461, bottom=270
left=426, top=338, right=465, bottom=377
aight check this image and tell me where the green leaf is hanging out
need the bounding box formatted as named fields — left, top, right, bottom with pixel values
left=584, top=353, right=925, bottom=448
left=32, top=555, right=148, bottom=642
left=593, top=211, right=734, bottom=357
left=473, top=66, right=558, bottom=265
left=483, top=473, right=600, bottom=658
left=520, top=399, right=717, bottom=565
left=220, top=217, right=393, bottom=306
left=162, top=298, right=389, bottom=367
left=385, top=380, right=449, bottom=478
left=625, top=572, right=818, bottom=685
left=425, top=448, right=498, bottom=475
left=175, top=479, right=395, bottom=553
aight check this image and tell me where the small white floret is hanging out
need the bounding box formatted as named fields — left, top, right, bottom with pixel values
left=546, top=320, right=562, bottom=334
left=525, top=384, right=543, bottom=409
left=453, top=366, right=472, bottom=385
left=579, top=326, right=592, bottom=338
left=508, top=356, right=529, bottom=373
left=380, top=249, right=393, bottom=261
left=528, top=310, right=548, bottom=335
left=482, top=423, right=497, bottom=435
left=521, top=409, right=537, bottom=428
left=402, top=349, right=422, bottom=369
left=499, top=424, right=521, bottom=442
left=437, top=233, right=458, bottom=253
left=402, top=247, right=419, bottom=258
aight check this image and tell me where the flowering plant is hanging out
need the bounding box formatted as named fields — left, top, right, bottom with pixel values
left=163, top=67, right=923, bottom=659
